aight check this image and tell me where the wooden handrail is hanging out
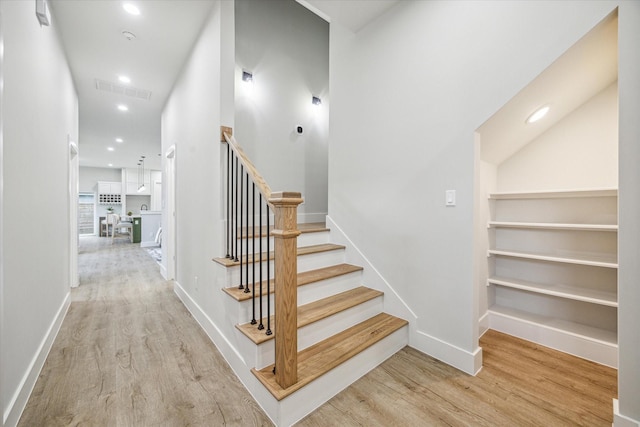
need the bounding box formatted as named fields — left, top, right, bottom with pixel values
left=222, top=131, right=273, bottom=205
left=221, top=127, right=301, bottom=390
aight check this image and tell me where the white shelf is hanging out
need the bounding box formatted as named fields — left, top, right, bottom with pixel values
left=488, top=276, right=617, bottom=307
left=489, top=305, right=617, bottom=346
left=488, top=221, right=617, bottom=232
left=488, top=249, right=618, bottom=269
left=489, top=188, right=617, bottom=200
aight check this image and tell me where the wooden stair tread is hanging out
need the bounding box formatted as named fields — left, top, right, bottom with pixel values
left=251, top=313, right=408, bottom=400
left=236, top=287, right=383, bottom=344
left=239, top=222, right=329, bottom=238
left=212, top=243, right=345, bottom=267
left=222, top=263, right=363, bottom=301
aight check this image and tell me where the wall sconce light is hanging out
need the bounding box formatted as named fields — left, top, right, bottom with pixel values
left=312, top=96, right=322, bottom=106
left=36, top=0, right=50, bottom=26
left=242, top=70, right=253, bottom=83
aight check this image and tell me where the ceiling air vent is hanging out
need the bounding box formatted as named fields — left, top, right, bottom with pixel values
left=94, top=79, right=152, bottom=101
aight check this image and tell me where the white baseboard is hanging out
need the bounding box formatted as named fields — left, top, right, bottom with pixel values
left=412, top=329, right=483, bottom=375
left=160, top=263, right=168, bottom=280
left=325, top=215, right=482, bottom=376
left=488, top=309, right=617, bottom=368
left=325, top=216, right=416, bottom=323
left=614, top=399, right=640, bottom=427
left=479, top=311, right=489, bottom=337
left=172, top=281, right=276, bottom=425
left=140, top=241, right=160, bottom=248
left=4, top=292, right=70, bottom=427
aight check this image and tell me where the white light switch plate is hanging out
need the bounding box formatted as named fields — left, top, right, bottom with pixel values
left=446, top=190, right=456, bottom=206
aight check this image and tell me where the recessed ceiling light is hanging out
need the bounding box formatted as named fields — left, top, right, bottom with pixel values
left=122, top=3, right=140, bottom=16
left=108, top=163, right=114, bottom=167
left=116, top=138, right=124, bottom=143
left=526, top=105, right=550, bottom=124
left=107, top=147, right=115, bottom=151
left=117, top=104, right=128, bottom=112
left=118, top=75, right=131, bottom=84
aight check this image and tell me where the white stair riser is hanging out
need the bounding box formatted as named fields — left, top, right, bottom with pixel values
left=244, top=296, right=384, bottom=369
left=222, top=249, right=346, bottom=286
left=227, top=270, right=364, bottom=324
left=271, top=325, right=409, bottom=427
left=233, top=231, right=330, bottom=251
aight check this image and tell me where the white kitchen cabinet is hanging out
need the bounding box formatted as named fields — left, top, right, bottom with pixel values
left=124, top=167, right=150, bottom=195
left=97, top=181, right=122, bottom=204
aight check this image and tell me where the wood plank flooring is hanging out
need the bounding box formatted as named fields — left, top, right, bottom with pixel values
left=18, top=236, right=272, bottom=427
left=18, top=236, right=617, bottom=426
left=296, top=330, right=617, bottom=426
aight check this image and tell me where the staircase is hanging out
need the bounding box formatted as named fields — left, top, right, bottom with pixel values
left=214, top=223, right=408, bottom=424
left=215, top=130, right=408, bottom=425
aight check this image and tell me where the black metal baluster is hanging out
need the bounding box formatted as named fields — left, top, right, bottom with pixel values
left=251, top=183, right=257, bottom=324
left=226, top=144, right=230, bottom=258
left=234, top=156, right=239, bottom=262
left=258, top=194, right=264, bottom=331
left=244, top=172, right=250, bottom=294
left=239, top=165, right=244, bottom=290
left=266, top=205, right=272, bottom=336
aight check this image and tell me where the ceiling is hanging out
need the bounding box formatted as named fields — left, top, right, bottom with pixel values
left=52, top=0, right=609, bottom=173
left=478, top=13, right=618, bottom=165
left=50, top=0, right=216, bottom=171
left=51, top=0, right=397, bottom=172
left=297, top=0, right=400, bottom=33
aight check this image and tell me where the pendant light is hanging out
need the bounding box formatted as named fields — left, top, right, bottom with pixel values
left=137, top=156, right=146, bottom=192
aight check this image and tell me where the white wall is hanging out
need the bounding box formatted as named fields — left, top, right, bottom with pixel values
left=1, top=1, right=78, bottom=425
left=161, top=0, right=230, bottom=317
left=234, top=0, right=329, bottom=222
left=617, top=2, right=640, bottom=424
left=328, top=1, right=624, bottom=374
left=79, top=166, right=122, bottom=192
left=497, top=82, right=618, bottom=192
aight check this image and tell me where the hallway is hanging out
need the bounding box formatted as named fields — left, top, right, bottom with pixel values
left=17, top=238, right=617, bottom=426
left=18, top=237, right=272, bottom=426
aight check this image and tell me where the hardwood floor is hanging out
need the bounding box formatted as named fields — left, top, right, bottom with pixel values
left=19, top=236, right=617, bottom=426
left=296, top=331, right=617, bottom=426
left=18, top=236, right=272, bottom=427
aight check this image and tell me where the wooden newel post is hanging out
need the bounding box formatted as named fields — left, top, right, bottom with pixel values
left=269, top=191, right=303, bottom=389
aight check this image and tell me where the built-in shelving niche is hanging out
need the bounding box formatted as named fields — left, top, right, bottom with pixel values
left=474, top=12, right=619, bottom=368
left=485, top=190, right=618, bottom=367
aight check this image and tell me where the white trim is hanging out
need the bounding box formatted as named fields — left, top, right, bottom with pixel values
left=140, top=242, right=160, bottom=248
left=172, top=281, right=277, bottom=425
left=326, top=215, right=482, bottom=376
left=412, top=329, right=483, bottom=375
left=173, top=280, right=245, bottom=364
left=325, top=216, right=417, bottom=320
left=0, top=8, right=4, bottom=423
left=478, top=311, right=489, bottom=337
left=488, top=309, right=617, bottom=368
left=614, top=399, right=640, bottom=427
left=3, top=292, right=71, bottom=427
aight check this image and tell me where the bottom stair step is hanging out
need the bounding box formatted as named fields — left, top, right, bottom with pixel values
left=251, top=312, right=408, bottom=401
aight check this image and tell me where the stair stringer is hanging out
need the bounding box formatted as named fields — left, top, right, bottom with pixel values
left=325, top=216, right=483, bottom=375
